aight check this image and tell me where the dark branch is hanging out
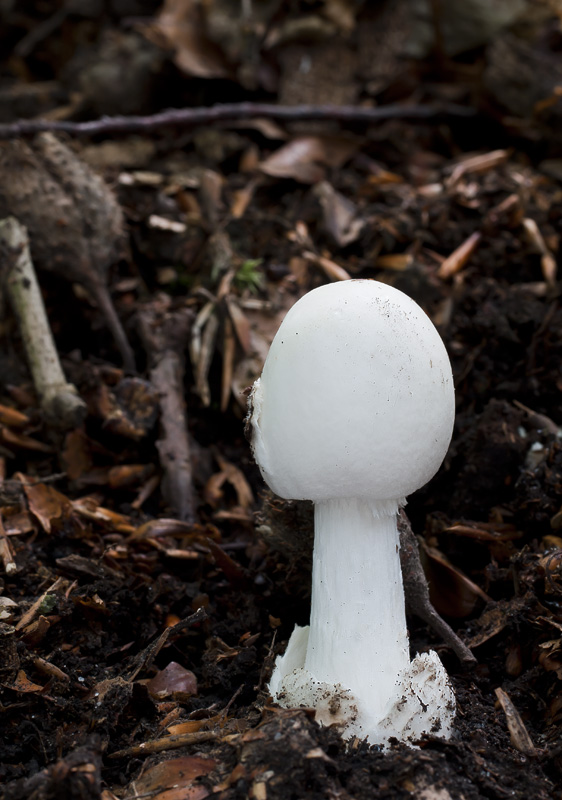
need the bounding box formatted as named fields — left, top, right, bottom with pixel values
left=0, top=102, right=477, bottom=139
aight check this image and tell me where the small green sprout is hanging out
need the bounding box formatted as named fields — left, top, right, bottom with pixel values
left=234, top=258, right=264, bottom=294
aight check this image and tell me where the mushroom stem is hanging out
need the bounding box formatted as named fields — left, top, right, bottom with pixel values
left=306, top=498, right=409, bottom=722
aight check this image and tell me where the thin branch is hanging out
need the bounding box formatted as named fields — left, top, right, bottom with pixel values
left=108, top=730, right=220, bottom=760
left=398, top=510, right=477, bottom=666
left=0, top=102, right=477, bottom=139
left=137, top=301, right=195, bottom=523
left=0, top=217, right=87, bottom=429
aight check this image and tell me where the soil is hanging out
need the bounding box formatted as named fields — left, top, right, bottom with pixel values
left=1, top=2, right=562, bottom=799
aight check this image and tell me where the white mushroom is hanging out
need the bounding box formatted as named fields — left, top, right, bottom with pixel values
left=248, top=279, right=456, bottom=745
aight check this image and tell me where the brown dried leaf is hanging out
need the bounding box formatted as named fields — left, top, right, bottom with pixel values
left=71, top=497, right=135, bottom=534
left=90, top=380, right=159, bottom=441
left=221, top=317, right=236, bottom=413
left=156, top=787, right=209, bottom=800
left=145, top=0, right=228, bottom=79
left=194, top=312, right=219, bottom=408
left=147, top=662, right=198, bottom=699
left=0, top=404, right=30, bottom=429
left=206, top=540, right=246, bottom=586
left=199, top=169, right=225, bottom=227
left=8, top=669, right=44, bottom=693
left=21, top=479, right=72, bottom=535
left=421, top=542, right=490, bottom=618
left=260, top=136, right=358, bottom=184
left=495, top=687, right=536, bottom=756
left=466, top=597, right=527, bottom=648
left=61, top=430, right=94, bottom=481
left=74, top=594, right=110, bottom=617
left=231, top=291, right=299, bottom=406
left=108, top=464, right=154, bottom=489
left=204, top=454, right=253, bottom=509
left=437, top=232, right=481, bottom=279
left=376, top=253, right=414, bottom=271
left=314, top=181, right=365, bottom=246
left=446, top=149, right=510, bottom=187
left=20, top=615, right=51, bottom=647
left=225, top=296, right=252, bottom=353
left=230, top=177, right=261, bottom=218
left=302, top=251, right=351, bottom=282
left=538, top=639, right=562, bottom=679
left=168, top=715, right=221, bottom=735
left=130, top=518, right=196, bottom=540
left=3, top=508, right=34, bottom=536
left=0, top=427, right=53, bottom=453
left=134, top=755, right=215, bottom=797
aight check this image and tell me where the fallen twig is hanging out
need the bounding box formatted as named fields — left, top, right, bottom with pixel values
left=138, top=300, right=195, bottom=522
left=126, top=607, right=207, bottom=682
left=399, top=510, right=477, bottom=666
left=0, top=513, right=16, bottom=575
left=0, top=102, right=476, bottom=140
left=108, top=730, right=219, bottom=760
left=0, top=217, right=87, bottom=429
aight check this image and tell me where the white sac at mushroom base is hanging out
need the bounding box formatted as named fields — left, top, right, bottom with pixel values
left=270, top=625, right=455, bottom=745
left=268, top=497, right=456, bottom=746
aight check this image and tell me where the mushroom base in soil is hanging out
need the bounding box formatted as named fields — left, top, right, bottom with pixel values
left=268, top=499, right=455, bottom=744
left=248, top=279, right=457, bottom=745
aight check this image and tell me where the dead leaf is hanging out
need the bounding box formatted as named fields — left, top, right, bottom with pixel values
left=538, top=639, right=562, bottom=679
left=225, top=296, right=252, bottom=353
left=71, top=497, right=135, bottom=534
left=495, top=687, right=537, bottom=756
left=0, top=427, right=53, bottom=453
left=231, top=291, right=298, bottom=407
left=168, top=715, right=222, bottom=735
left=131, top=518, right=197, bottom=540
left=446, top=149, right=510, bottom=187
left=133, top=756, right=215, bottom=797
left=314, top=181, right=365, bottom=246
left=0, top=404, right=30, bottom=428
left=150, top=787, right=209, bottom=800
left=421, top=541, right=490, bottom=618
left=260, top=136, right=358, bottom=184
left=108, top=464, right=155, bottom=489
left=522, top=217, right=557, bottom=287
left=74, top=594, right=110, bottom=618
left=20, top=615, right=51, bottom=647
left=8, top=669, right=44, bottom=693
left=3, top=507, right=34, bottom=536
left=91, top=378, right=159, bottom=440
left=221, top=316, right=236, bottom=413
left=204, top=454, right=254, bottom=509
left=20, top=478, right=72, bottom=534
left=302, top=251, right=351, bottom=282
left=376, top=253, right=414, bottom=271
left=437, top=232, right=481, bottom=279
left=147, top=662, right=198, bottom=699
left=230, top=177, right=261, bottom=218
left=144, top=0, right=229, bottom=79
left=61, top=430, right=94, bottom=481
left=199, top=169, right=225, bottom=227
left=466, top=597, right=527, bottom=648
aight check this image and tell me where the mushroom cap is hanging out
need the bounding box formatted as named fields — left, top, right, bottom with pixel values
left=249, top=279, right=455, bottom=505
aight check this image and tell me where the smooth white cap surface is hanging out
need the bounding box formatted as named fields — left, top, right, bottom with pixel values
left=250, top=279, right=454, bottom=504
